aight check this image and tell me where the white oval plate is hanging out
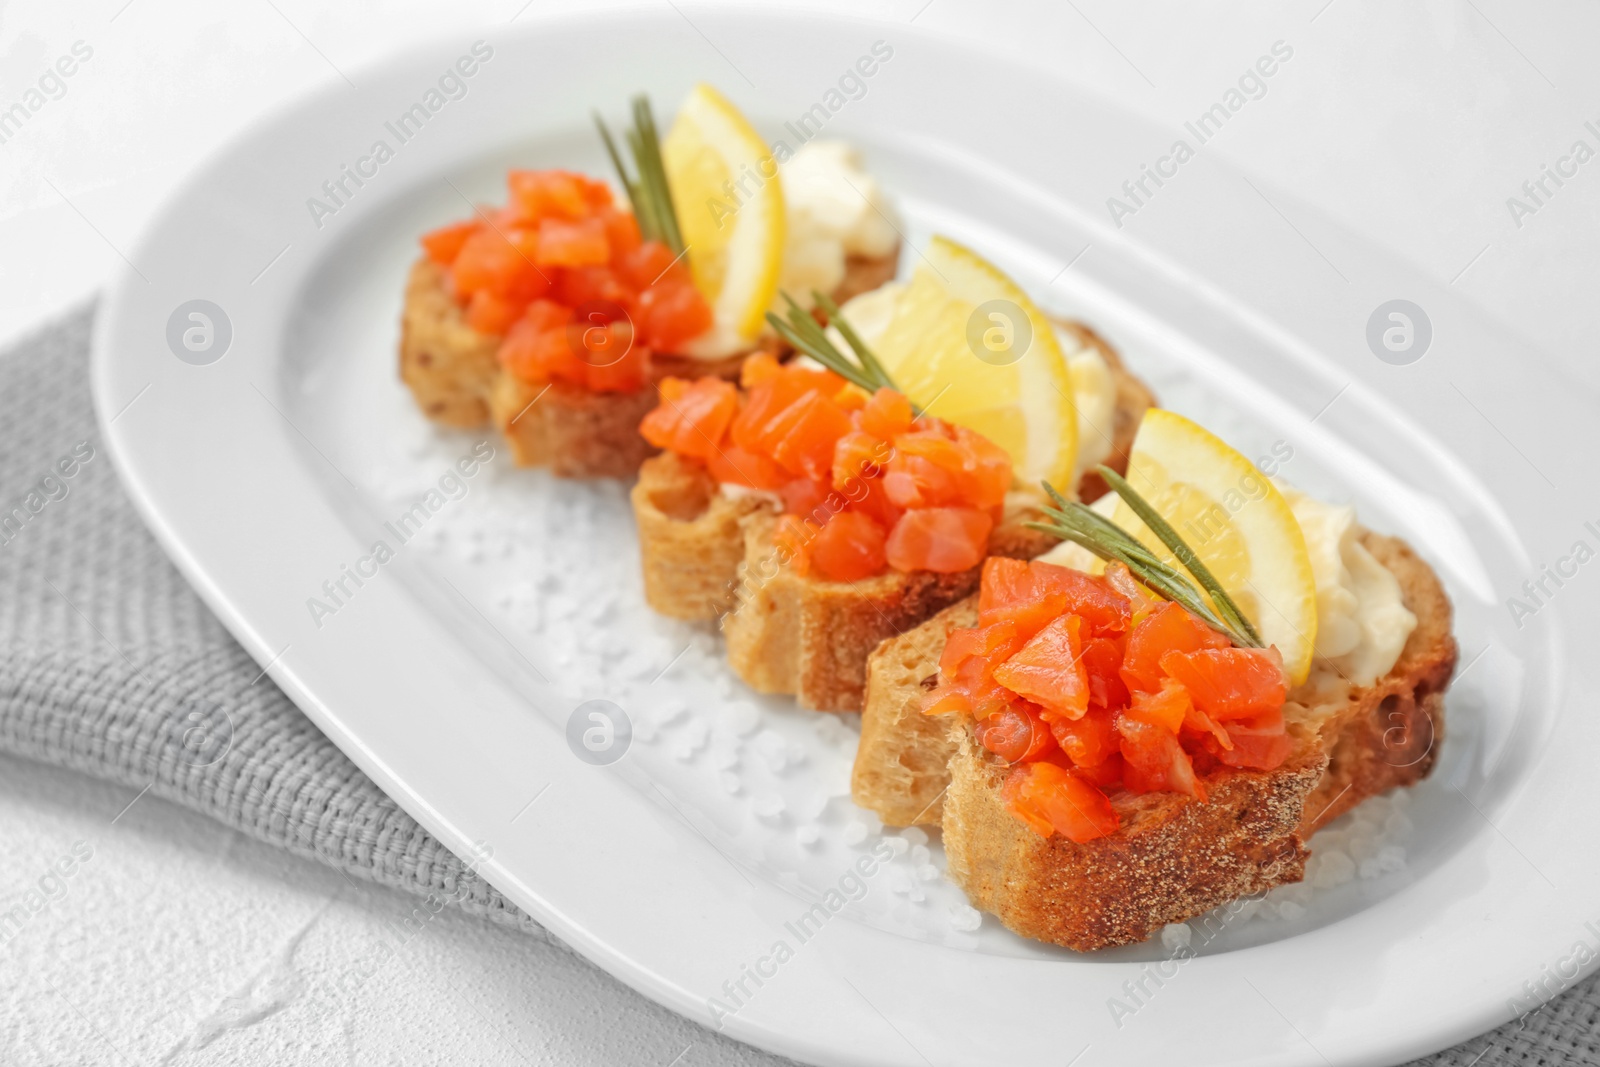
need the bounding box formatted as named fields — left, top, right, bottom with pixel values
left=93, top=9, right=1599, bottom=1066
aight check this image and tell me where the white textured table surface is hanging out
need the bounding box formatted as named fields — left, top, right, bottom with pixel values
left=2, top=2, right=1596, bottom=1064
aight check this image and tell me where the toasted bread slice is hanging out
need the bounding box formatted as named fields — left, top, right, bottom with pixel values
left=400, top=258, right=501, bottom=427
left=398, top=248, right=901, bottom=477
left=851, top=597, right=979, bottom=826
left=835, top=251, right=900, bottom=306
left=853, top=530, right=1456, bottom=950
left=631, top=452, right=779, bottom=619
left=1289, top=533, right=1456, bottom=833
left=489, top=373, right=658, bottom=479
left=488, top=351, right=748, bottom=479
left=943, top=720, right=1324, bottom=951
left=724, top=510, right=1058, bottom=712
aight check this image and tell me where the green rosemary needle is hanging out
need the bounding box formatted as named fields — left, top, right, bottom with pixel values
left=595, top=95, right=685, bottom=256
left=764, top=290, right=912, bottom=407
left=1094, top=465, right=1263, bottom=647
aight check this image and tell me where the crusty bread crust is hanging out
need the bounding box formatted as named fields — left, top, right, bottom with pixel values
left=631, top=452, right=778, bottom=619
left=400, top=258, right=501, bottom=427
left=852, top=528, right=1457, bottom=950
left=1293, top=532, right=1457, bottom=835
left=490, top=372, right=659, bottom=478
left=852, top=598, right=979, bottom=825
left=723, top=511, right=1057, bottom=712
left=398, top=248, right=901, bottom=478
left=402, top=248, right=748, bottom=479
left=834, top=251, right=900, bottom=306
left=944, top=723, right=1324, bottom=952
left=488, top=351, right=747, bottom=479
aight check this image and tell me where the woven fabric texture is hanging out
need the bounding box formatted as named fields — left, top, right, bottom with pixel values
left=0, top=307, right=547, bottom=941
left=0, top=307, right=1591, bottom=1066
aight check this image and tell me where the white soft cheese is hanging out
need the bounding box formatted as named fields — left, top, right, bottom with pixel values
left=1039, top=485, right=1415, bottom=685
left=682, top=141, right=900, bottom=360
left=1059, top=333, right=1117, bottom=483
left=776, top=141, right=900, bottom=297
left=1279, top=485, right=1417, bottom=686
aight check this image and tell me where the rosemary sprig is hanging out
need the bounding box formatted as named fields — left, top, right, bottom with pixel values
left=1095, top=465, right=1263, bottom=646
left=594, top=95, right=685, bottom=255
left=1025, top=476, right=1263, bottom=648
left=765, top=290, right=914, bottom=407
left=813, top=291, right=898, bottom=392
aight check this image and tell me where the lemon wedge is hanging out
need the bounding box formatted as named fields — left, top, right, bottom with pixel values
left=867, top=235, right=1078, bottom=490
left=661, top=84, right=785, bottom=344
left=1110, top=409, right=1319, bottom=684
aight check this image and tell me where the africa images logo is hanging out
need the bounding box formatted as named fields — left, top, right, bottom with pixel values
left=565, top=699, right=632, bottom=766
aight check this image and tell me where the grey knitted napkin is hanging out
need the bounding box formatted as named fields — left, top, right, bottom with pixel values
left=0, top=306, right=545, bottom=939
left=2, top=306, right=1591, bottom=1066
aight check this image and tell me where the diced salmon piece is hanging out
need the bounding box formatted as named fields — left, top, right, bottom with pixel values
left=616, top=240, right=680, bottom=290
left=858, top=387, right=914, bottom=439
left=992, top=614, right=1090, bottom=719
left=705, top=442, right=787, bottom=490
left=1158, top=646, right=1287, bottom=721
left=1118, top=717, right=1205, bottom=800
left=758, top=393, right=856, bottom=482
left=925, top=620, right=1025, bottom=719
left=553, top=266, right=630, bottom=309
left=598, top=208, right=641, bottom=257
left=1119, top=602, right=1230, bottom=694
left=1002, top=762, right=1121, bottom=843
left=421, top=220, right=481, bottom=265
left=810, top=511, right=888, bottom=582
left=1080, top=636, right=1130, bottom=709
left=979, top=558, right=1034, bottom=615
left=949, top=426, right=1013, bottom=510
left=974, top=703, right=1057, bottom=764
left=1213, top=707, right=1293, bottom=769
left=638, top=377, right=739, bottom=461
left=508, top=169, right=596, bottom=221
left=535, top=216, right=610, bottom=267
left=581, top=327, right=647, bottom=393
left=884, top=507, right=992, bottom=574
left=1124, top=679, right=1190, bottom=734
left=465, top=290, right=522, bottom=336
left=832, top=430, right=889, bottom=492
left=1042, top=703, right=1119, bottom=768
left=979, top=560, right=1131, bottom=640
left=633, top=281, right=713, bottom=351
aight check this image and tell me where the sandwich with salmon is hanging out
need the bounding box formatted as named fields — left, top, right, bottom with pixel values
left=399, top=85, right=900, bottom=477
left=851, top=409, right=1457, bottom=949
